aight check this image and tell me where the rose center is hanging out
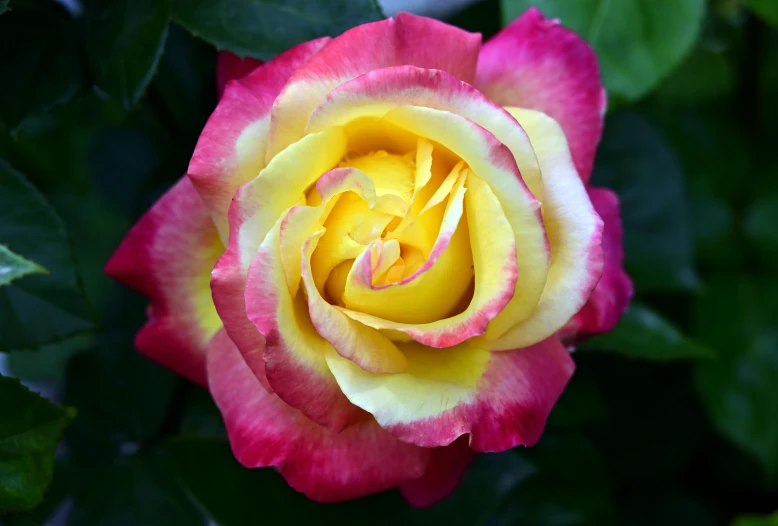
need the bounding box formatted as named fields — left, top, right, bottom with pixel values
left=305, top=134, right=475, bottom=324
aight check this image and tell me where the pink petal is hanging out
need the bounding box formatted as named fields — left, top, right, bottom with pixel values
left=561, top=187, right=633, bottom=341
left=401, top=338, right=574, bottom=450
left=188, top=37, right=329, bottom=238
left=215, top=51, right=263, bottom=100
left=475, top=7, right=606, bottom=182
left=206, top=328, right=431, bottom=502
left=400, top=436, right=476, bottom=508
left=105, top=177, right=223, bottom=386
left=326, top=336, right=574, bottom=450
left=266, top=13, right=482, bottom=159
left=210, top=236, right=272, bottom=391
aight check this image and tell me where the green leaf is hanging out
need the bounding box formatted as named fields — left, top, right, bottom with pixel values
left=7, top=335, right=92, bottom=384
left=2, top=460, right=70, bottom=526
left=165, top=437, right=303, bottom=525
left=0, top=1, right=84, bottom=129
left=408, top=450, right=535, bottom=525
left=1, top=90, right=126, bottom=196
left=688, top=193, right=739, bottom=267
left=591, top=112, right=698, bottom=292
left=655, top=45, right=735, bottom=105
left=590, top=356, right=705, bottom=481
left=0, top=245, right=45, bottom=287
left=580, top=303, right=713, bottom=361
left=47, top=194, right=133, bottom=311
left=152, top=24, right=216, bottom=145
left=619, top=493, right=718, bottom=526
left=734, top=512, right=778, bottom=526
left=63, top=335, right=177, bottom=462
left=83, top=0, right=171, bottom=110
left=172, top=0, right=384, bottom=61
left=179, top=389, right=226, bottom=436
left=744, top=0, right=778, bottom=27
left=647, top=106, right=750, bottom=202
left=694, top=276, right=778, bottom=477
left=0, top=159, right=95, bottom=351
left=165, top=436, right=534, bottom=526
left=446, top=0, right=502, bottom=41
left=0, top=375, right=75, bottom=513
left=745, top=194, right=778, bottom=266
left=493, top=433, right=614, bottom=525
left=645, top=105, right=748, bottom=267
left=501, top=0, right=706, bottom=101
left=548, top=372, right=606, bottom=429
left=67, top=451, right=205, bottom=526
left=762, top=33, right=778, bottom=129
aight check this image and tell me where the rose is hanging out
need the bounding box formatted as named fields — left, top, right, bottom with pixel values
left=106, top=8, right=632, bottom=505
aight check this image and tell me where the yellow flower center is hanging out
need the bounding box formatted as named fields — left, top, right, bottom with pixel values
left=305, top=132, right=476, bottom=324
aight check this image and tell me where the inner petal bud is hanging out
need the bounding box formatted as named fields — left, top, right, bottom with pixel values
left=340, top=150, right=415, bottom=213
left=304, top=133, right=479, bottom=325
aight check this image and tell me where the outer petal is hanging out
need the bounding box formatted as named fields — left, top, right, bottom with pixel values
left=475, top=7, right=606, bottom=182
left=266, top=14, right=482, bottom=159
left=326, top=336, right=574, bottom=451
left=188, top=37, right=330, bottom=239
left=561, top=187, right=633, bottom=341
left=488, top=108, right=603, bottom=350
left=207, top=328, right=431, bottom=502
left=400, top=436, right=476, bottom=508
left=105, top=177, right=223, bottom=386
left=306, top=66, right=543, bottom=200
left=215, top=51, right=263, bottom=100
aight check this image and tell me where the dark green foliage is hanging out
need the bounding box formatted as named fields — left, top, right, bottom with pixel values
left=580, top=303, right=714, bottom=361
left=745, top=0, right=778, bottom=27
left=0, top=160, right=95, bottom=351
left=0, top=376, right=75, bottom=513
left=0, top=1, right=84, bottom=130
left=501, top=0, right=707, bottom=101
left=83, top=0, right=172, bottom=110
left=172, top=0, right=384, bottom=60
left=694, top=276, right=778, bottom=477
left=592, top=112, right=699, bottom=292
left=0, top=246, right=44, bottom=287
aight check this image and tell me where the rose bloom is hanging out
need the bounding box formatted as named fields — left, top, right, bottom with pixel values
left=107, top=8, right=632, bottom=505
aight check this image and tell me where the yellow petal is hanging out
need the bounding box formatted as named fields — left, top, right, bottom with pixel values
left=341, top=169, right=473, bottom=324
left=489, top=108, right=604, bottom=349
left=232, top=127, right=348, bottom=274
left=383, top=106, right=549, bottom=331
left=302, top=230, right=409, bottom=374
left=325, top=339, right=489, bottom=436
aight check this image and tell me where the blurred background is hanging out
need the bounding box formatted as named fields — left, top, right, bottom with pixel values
left=0, top=0, right=777, bottom=524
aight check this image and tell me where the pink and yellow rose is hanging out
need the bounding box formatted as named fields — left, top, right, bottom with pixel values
left=107, top=8, right=632, bottom=505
